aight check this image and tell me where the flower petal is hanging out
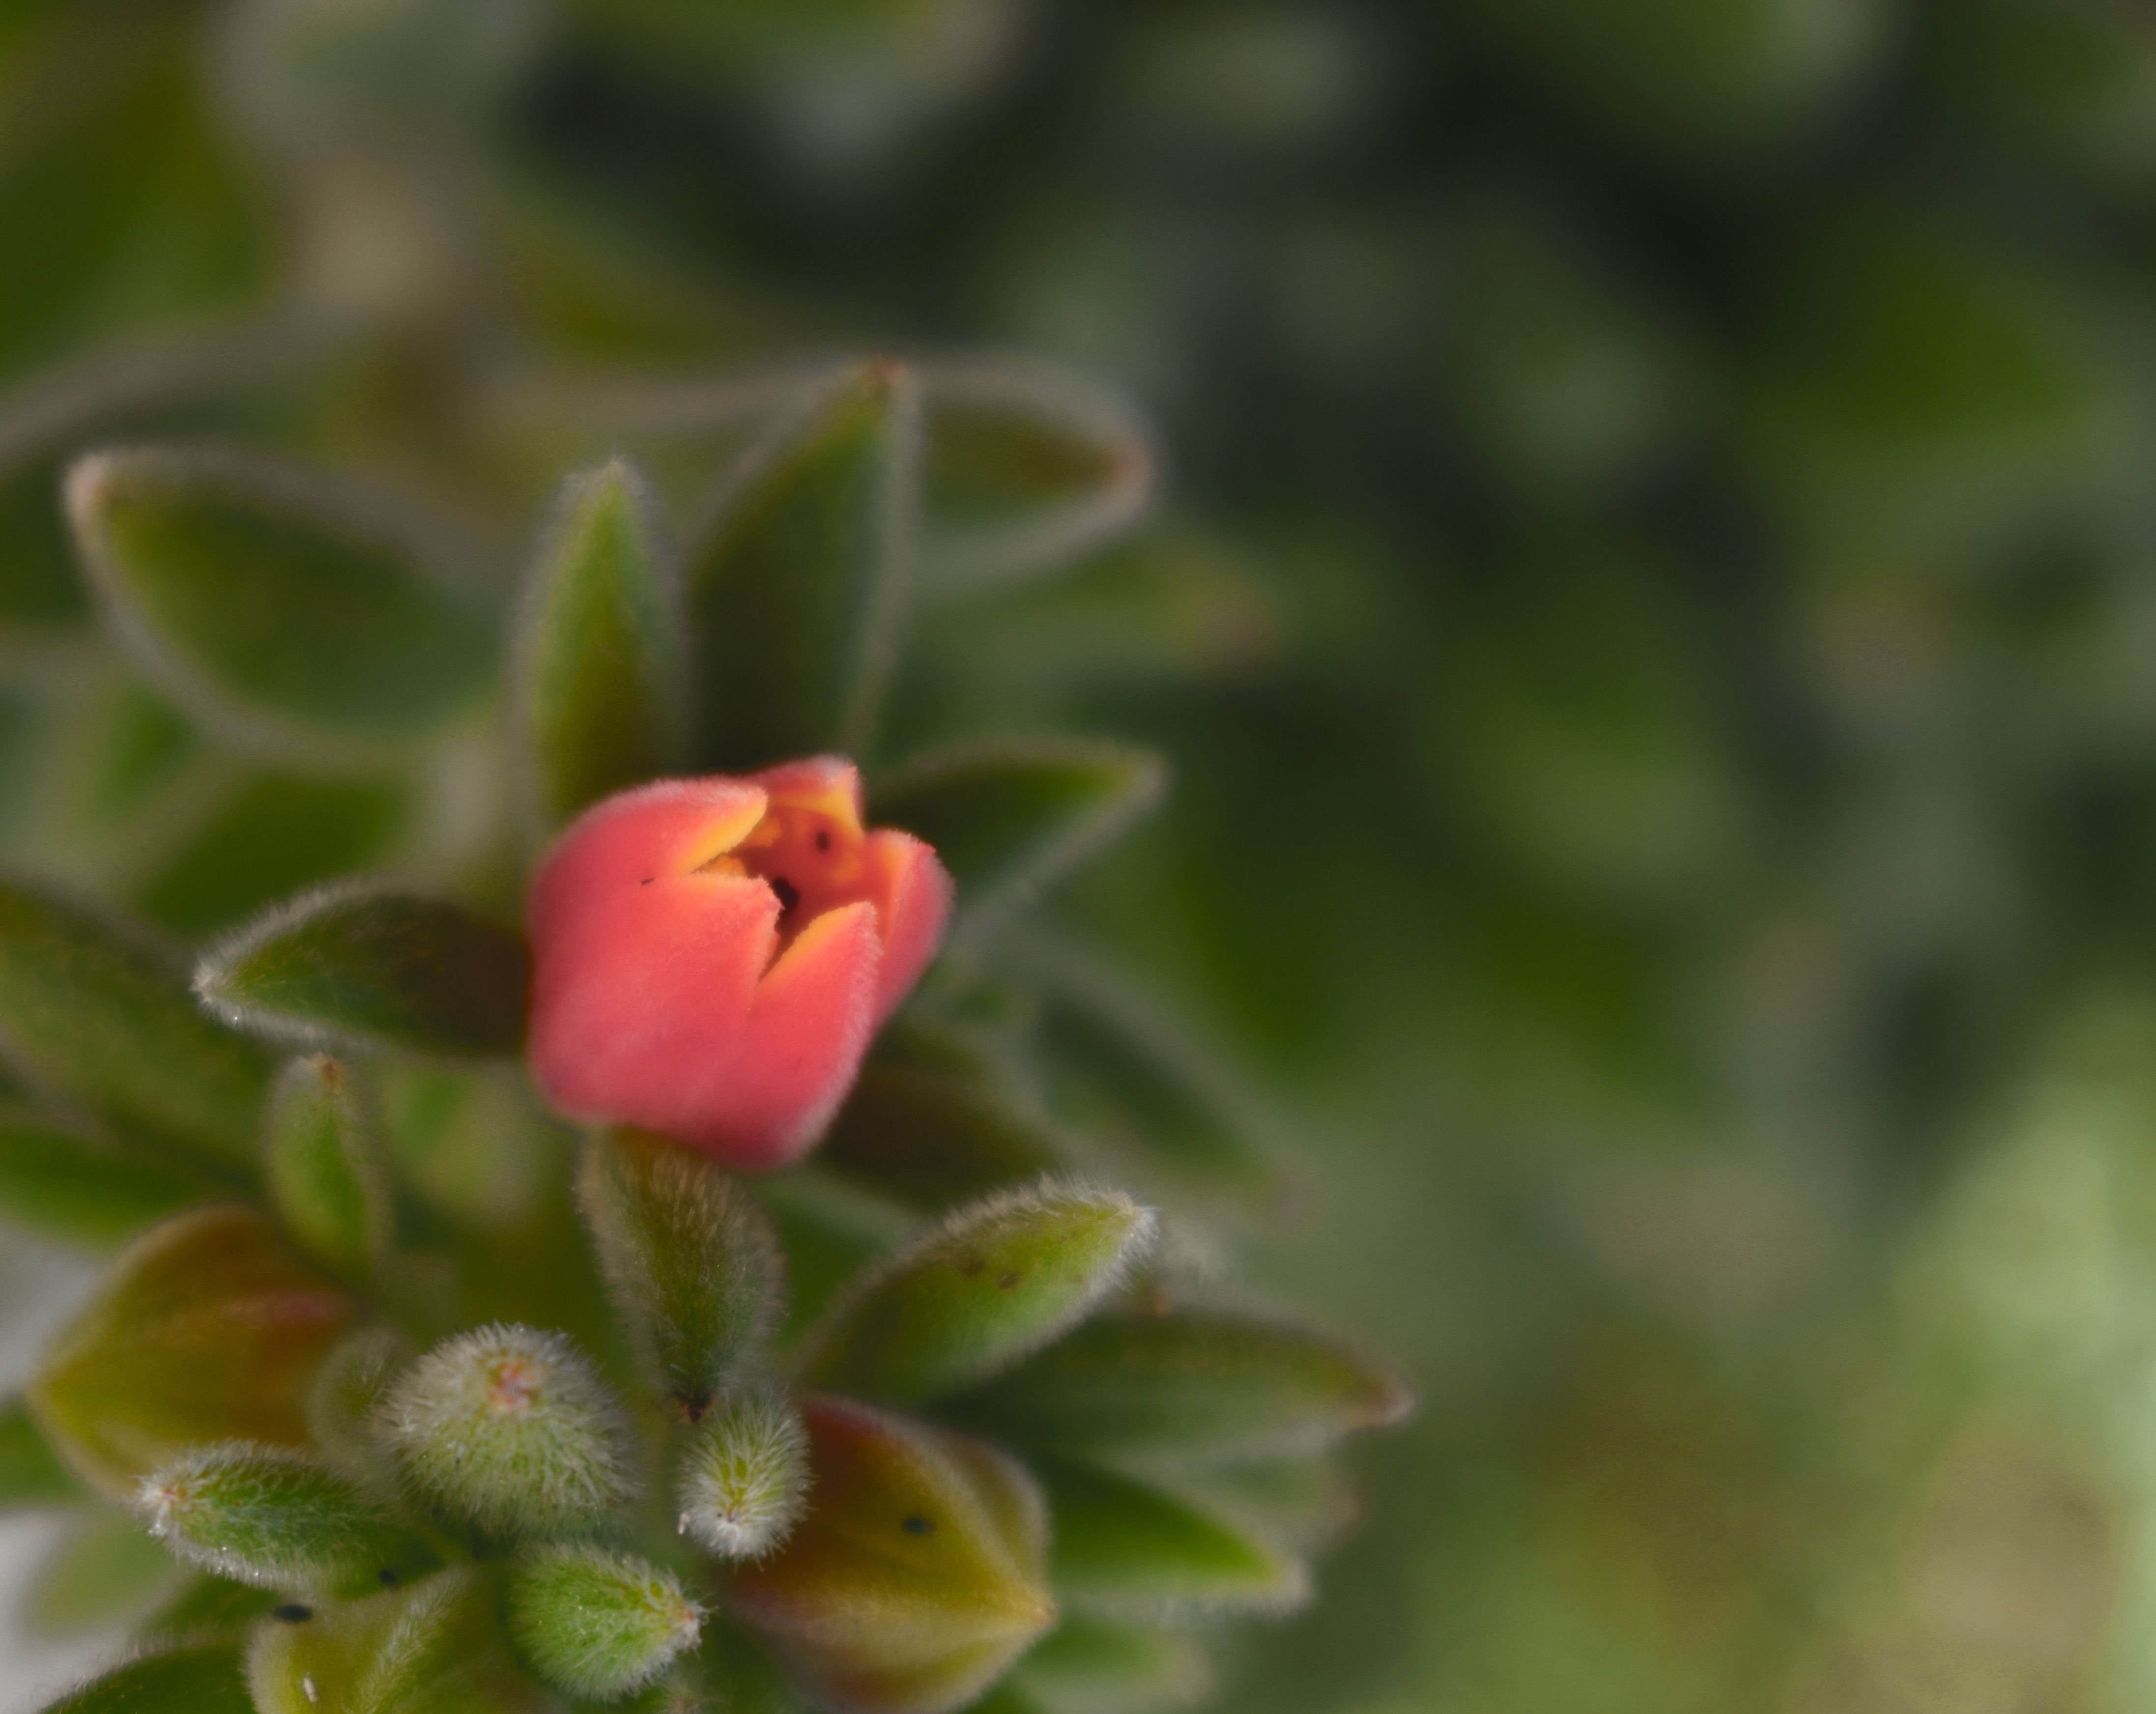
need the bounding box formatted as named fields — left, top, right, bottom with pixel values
left=714, top=901, right=881, bottom=1171
left=750, top=755, right=865, bottom=839
left=862, top=830, right=952, bottom=1023
left=530, top=870, right=777, bottom=1136
left=531, top=778, right=767, bottom=933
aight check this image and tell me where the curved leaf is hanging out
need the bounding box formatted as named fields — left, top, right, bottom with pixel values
left=918, top=358, right=1154, bottom=594
left=196, top=883, right=531, bottom=1057
left=1009, top=1617, right=1214, bottom=1714
left=795, top=1182, right=1155, bottom=1404
left=949, top=1307, right=1410, bottom=1464
left=65, top=445, right=494, bottom=758
left=681, top=360, right=921, bottom=769
left=29, top=1205, right=355, bottom=1496
left=0, top=1118, right=219, bottom=1249
left=42, top=1641, right=253, bottom=1714
left=512, top=458, right=687, bottom=832
left=1035, top=1457, right=1306, bottom=1619
left=819, top=1023, right=1072, bottom=1212
left=872, top=740, right=1165, bottom=937
left=0, top=875, right=269, bottom=1168
left=263, top=1055, right=392, bottom=1280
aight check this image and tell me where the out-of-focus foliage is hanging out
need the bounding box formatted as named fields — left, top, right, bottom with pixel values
left=5, top=0, right=2156, bottom=1709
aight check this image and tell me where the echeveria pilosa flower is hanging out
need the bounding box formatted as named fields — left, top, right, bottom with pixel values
left=527, top=757, right=951, bottom=1170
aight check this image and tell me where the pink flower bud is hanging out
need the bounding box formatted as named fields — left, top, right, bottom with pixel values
left=527, top=757, right=952, bottom=1171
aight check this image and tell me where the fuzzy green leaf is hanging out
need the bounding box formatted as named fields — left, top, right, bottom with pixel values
left=382, top=1323, right=634, bottom=1542
left=675, top=1385, right=808, bottom=1561
left=1009, top=1617, right=1214, bottom=1714
left=29, top=1205, right=356, bottom=1497
left=197, top=883, right=531, bottom=1058
left=43, top=1641, right=253, bottom=1714
left=728, top=1396, right=1056, bottom=1714
left=306, top=1325, right=412, bottom=1502
left=918, top=359, right=1153, bottom=593
left=1012, top=931, right=1290, bottom=1203
left=65, top=447, right=494, bottom=758
left=872, top=741, right=1164, bottom=934
left=796, top=1183, right=1155, bottom=1404
left=0, top=876, right=270, bottom=1168
left=820, top=1024, right=1072, bottom=1212
left=504, top=1545, right=701, bottom=1700
left=264, top=1056, right=392, bottom=1279
left=136, top=1443, right=420, bottom=1594
left=0, top=1395, right=83, bottom=1505
left=138, top=1576, right=285, bottom=1647
left=32, top=1505, right=183, bottom=1634
left=578, top=1128, right=784, bottom=1416
left=682, top=360, right=920, bottom=769
left=132, top=771, right=414, bottom=940
left=1035, top=1458, right=1306, bottom=1618
left=514, top=458, right=687, bottom=831
left=0, top=1118, right=217, bottom=1250
left=950, top=1309, right=1410, bottom=1465
left=246, top=1568, right=553, bottom=1714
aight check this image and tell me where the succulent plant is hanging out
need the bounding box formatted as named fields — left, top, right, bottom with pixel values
left=0, top=342, right=1409, bottom=1714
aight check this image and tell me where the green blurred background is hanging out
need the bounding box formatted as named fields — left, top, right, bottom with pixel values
left=10, top=0, right=2156, bottom=1708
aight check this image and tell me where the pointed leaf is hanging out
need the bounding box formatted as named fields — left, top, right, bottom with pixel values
left=918, top=359, right=1154, bottom=594
left=1010, top=930, right=1290, bottom=1204
left=819, top=1023, right=1072, bottom=1212
left=796, top=1183, right=1155, bottom=1404
left=504, top=1546, right=702, bottom=1700
left=245, top=1569, right=552, bottom=1714
left=0, top=1118, right=218, bottom=1250
left=513, top=458, right=687, bottom=831
left=132, top=771, right=414, bottom=940
left=579, top=1128, right=784, bottom=1416
left=0, top=1395, right=83, bottom=1505
left=1010, top=1618, right=1214, bottom=1714
left=32, top=1504, right=183, bottom=1634
left=264, top=1056, right=392, bottom=1279
left=66, top=446, right=495, bottom=759
left=44, top=1641, right=253, bottom=1714
left=136, top=1443, right=419, bottom=1593
left=1035, top=1458, right=1306, bottom=1618
left=0, top=876, right=270, bottom=1168
left=138, top=1576, right=285, bottom=1646
left=729, top=1396, right=1056, bottom=1714
left=382, top=1323, right=634, bottom=1541
left=681, top=360, right=921, bottom=769
left=872, top=741, right=1165, bottom=937
left=197, top=883, right=531, bottom=1057
left=949, top=1308, right=1410, bottom=1464
left=29, top=1205, right=356, bottom=1497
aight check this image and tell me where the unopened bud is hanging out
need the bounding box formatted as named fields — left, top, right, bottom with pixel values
left=676, top=1386, right=808, bottom=1561
left=728, top=1396, right=1056, bottom=1714
left=382, top=1323, right=634, bottom=1541
left=577, top=1128, right=783, bottom=1415
left=134, top=1442, right=413, bottom=1593
left=505, top=1545, right=702, bottom=1700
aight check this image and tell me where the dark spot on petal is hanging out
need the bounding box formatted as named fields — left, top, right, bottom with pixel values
left=815, top=829, right=831, bottom=853
left=640, top=877, right=654, bottom=886
left=902, top=1515, right=933, bottom=1536
left=770, top=876, right=801, bottom=913
left=998, top=1271, right=1021, bottom=1290
left=273, top=1604, right=313, bottom=1623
